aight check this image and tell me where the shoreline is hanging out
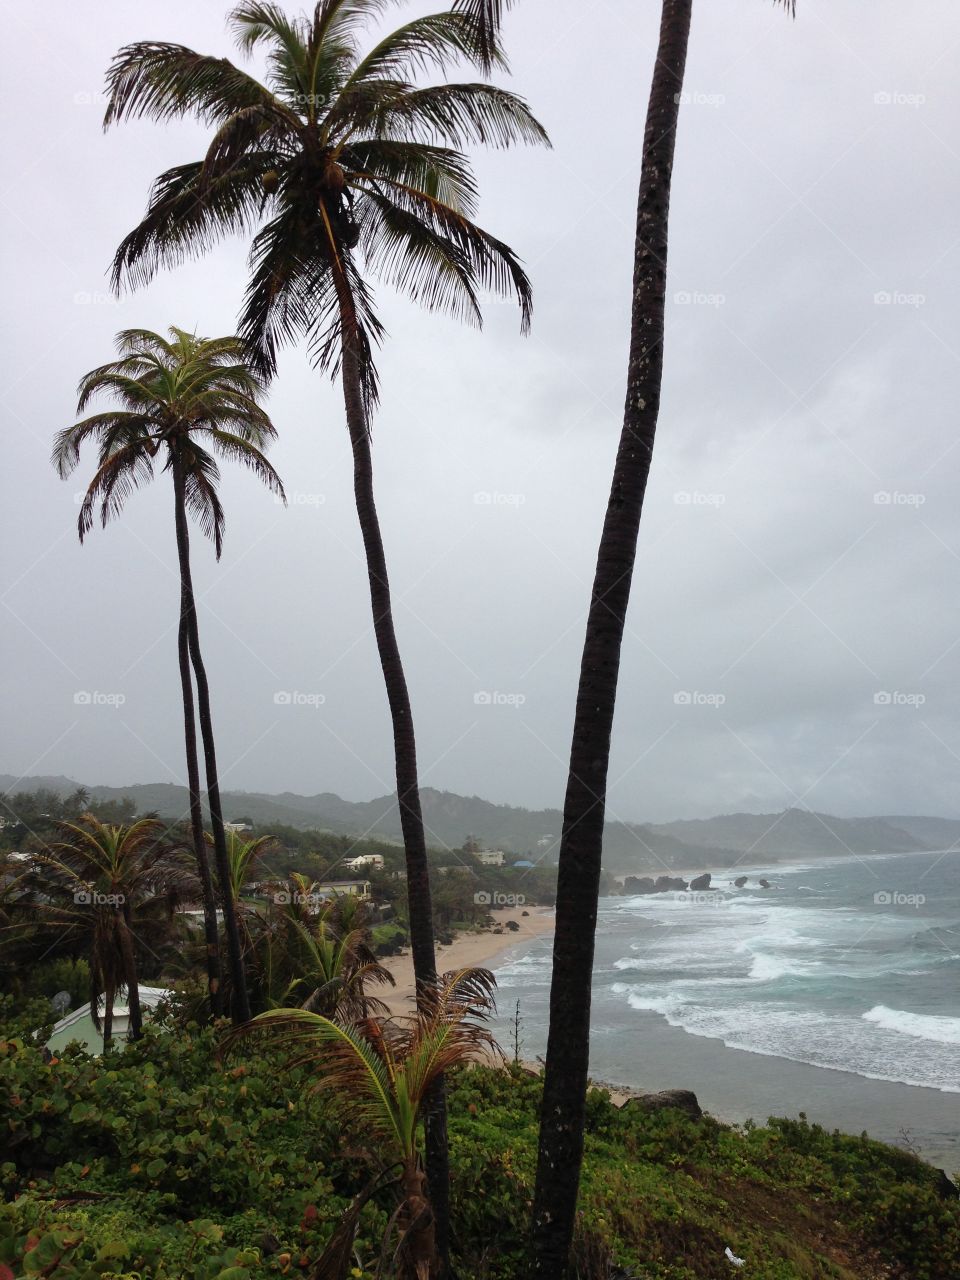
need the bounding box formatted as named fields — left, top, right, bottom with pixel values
left=378, top=905, right=554, bottom=1018
left=378, top=903, right=958, bottom=1171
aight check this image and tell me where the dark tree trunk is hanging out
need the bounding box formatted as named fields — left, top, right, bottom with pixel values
left=173, top=484, right=223, bottom=1019
left=329, top=255, right=449, bottom=1269
left=102, top=980, right=114, bottom=1051
left=171, top=454, right=251, bottom=1024
left=119, top=906, right=142, bottom=1040
left=530, top=2, right=692, bottom=1274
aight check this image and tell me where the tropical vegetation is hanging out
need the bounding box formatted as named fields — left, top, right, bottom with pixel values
left=4, top=1, right=952, bottom=1278
left=1, top=1015, right=957, bottom=1279
left=53, top=326, right=286, bottom=1023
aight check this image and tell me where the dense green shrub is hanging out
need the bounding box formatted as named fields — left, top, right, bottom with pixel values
left=0, top=1029, right=956, bottom=1279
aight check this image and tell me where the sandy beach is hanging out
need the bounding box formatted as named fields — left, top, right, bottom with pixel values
left=378, top=905, right=555, bottom=1017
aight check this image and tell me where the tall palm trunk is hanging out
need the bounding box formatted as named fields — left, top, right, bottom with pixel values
left=330, top=253, right=449, bottom=1267
left=177, top=608, right=223, bottom=1018
left=172, top=454, right=251, bottom=1023
left=118, top=905, right=143, bottom=1040
left=530, top=2, right=692, bottom=1274
left=102, top=978, right=115, bottom=1051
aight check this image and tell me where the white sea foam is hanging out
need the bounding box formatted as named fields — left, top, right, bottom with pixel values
left=863, top=1005, right=960, bottom=1046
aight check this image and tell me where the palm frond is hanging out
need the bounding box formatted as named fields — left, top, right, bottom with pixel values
left=227, top=1008, right=407, bottom=1151
left=78, top=440, right=157, bottom=541
left=342, top=11, right=502, bottom=89
left=359, top=188, right=483, bottom=328
left=103, top=41, right=292, bottom=129
left=374, top=81, right=549, bottom=150
left=451, top=0, right=514, bottom=74
left=344, top=139, right=479, bottom=216
left=110, top=159, right=273, bottom=293
left=52, top=413, right=153, bottom=479
left=360, top=181, right=532, bottom=331
left=178, top=444, right=227, bottom=557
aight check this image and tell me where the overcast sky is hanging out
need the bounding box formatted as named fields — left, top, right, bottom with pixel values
left=3, top=0, right=960, bottom=824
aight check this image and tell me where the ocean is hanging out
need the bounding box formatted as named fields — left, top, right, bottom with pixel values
left=492, top=850, right=960, bottom=1165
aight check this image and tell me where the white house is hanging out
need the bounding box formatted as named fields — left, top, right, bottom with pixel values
left=477, top=850, right=505, bottom=867
left=343, top=853, right=384, bottom=872
left=318, top=879, right=372, bottom=899
left=47, top=986, right=170, bottom=1055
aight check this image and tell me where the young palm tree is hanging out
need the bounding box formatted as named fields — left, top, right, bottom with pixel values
left=101, top=2, right=547, bottom=1241
left=227, top=967, right=500, bottom=1280
left=209, top=828, right=277, bottom=1004
left=265, top=893, right=395, bottom=1018
left=53, top=327, right=285, bottom=1024
left=530, top=2, right=795, bottom=1274
left=31, top=815, right=178, bottom=1049
left=218, top=828, right=277, bottom=904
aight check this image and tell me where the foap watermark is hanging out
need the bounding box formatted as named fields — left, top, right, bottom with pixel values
left=874, top=690, right=926, bottom=708
left=74, top=690, right=126, bottom=708
left=674, top=690, right=726, bottom=707
left=673, top=290, right=726, bottom=308
left=74, top=889, right=125, bottom=906
left=474, top=490, right=525, bottom=507
left=674, top=490, right=725, bottom=507
left=873, top=90, right=926, bottom=108
left=674, top=892, right=727, bottom=908
left=674, top=90, right=726, bottom=108
left=273, top=890, right=325, bottom=906
left=474, top=890, right=526, bottom=906
left=279, top=490, right=325, bottom=507
left=273, top=690, right=326, bottom=708
left=873, top=490, right=926, bottom=506
left=73, top=90, right=110, bottom=107
left=474, top=691, right=526, bottom=708
left=874, top=890, right=925, bottom=908
left=873, top=290, right=925, bottom=308
left=73, top=290, right=121, bottom=306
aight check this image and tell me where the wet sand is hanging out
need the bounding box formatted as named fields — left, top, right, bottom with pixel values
left=378, top=905, right=554, bottom=1018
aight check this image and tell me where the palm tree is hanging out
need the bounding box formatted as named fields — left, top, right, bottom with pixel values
left=227, top=967, right=500, bottom=1279
left=264, top=889, right=395, bottom=1018
left=53, top=327, right=285, bottom=1024
left=530, top=2, right=795, bottom=1274
left=217, top=828, right=277, bottom=911
left=30, top=815, right=179, bottom=1050
left=210, top=828, right=277, bottom=1005
left=100, top=1, right=547, bottom=1243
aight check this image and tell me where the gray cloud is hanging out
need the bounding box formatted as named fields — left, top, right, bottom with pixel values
left=3, top=0, right=960, bottom=823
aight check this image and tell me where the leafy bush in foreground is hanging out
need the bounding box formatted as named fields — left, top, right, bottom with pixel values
left=0, top=1021, right=957, bottom=1279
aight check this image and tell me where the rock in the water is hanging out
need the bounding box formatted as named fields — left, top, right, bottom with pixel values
left=734, top=875, right=748, bottom=888
left=622, top=876, right=656, bottom=895
left=758, top=878, right=771, bottom=889
left=654, top=875, right=688, bottom=893
left=624, top=1089, right=702, bottom=1120
left=689, top=872, right=712, bottom=891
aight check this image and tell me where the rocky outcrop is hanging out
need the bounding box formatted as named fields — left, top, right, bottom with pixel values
left=758, top=878, right=771, bottom=889
left=689, top=872, right=712, bottom=891
left=624, top=1089, right=702, bottom=1120
left=734, top=875, right=748, bottom=888
left=622, top=876, right=656, bottom=895
left=621, top=874, right=689, bottom=895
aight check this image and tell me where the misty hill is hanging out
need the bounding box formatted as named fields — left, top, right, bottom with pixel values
left=0, top=775, right=741, bottom=869
left=1, top=776, right=939, bottom=869
left=880, top=815, right=960, bottom=851
left=648, top=808, right=929, bottom=858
